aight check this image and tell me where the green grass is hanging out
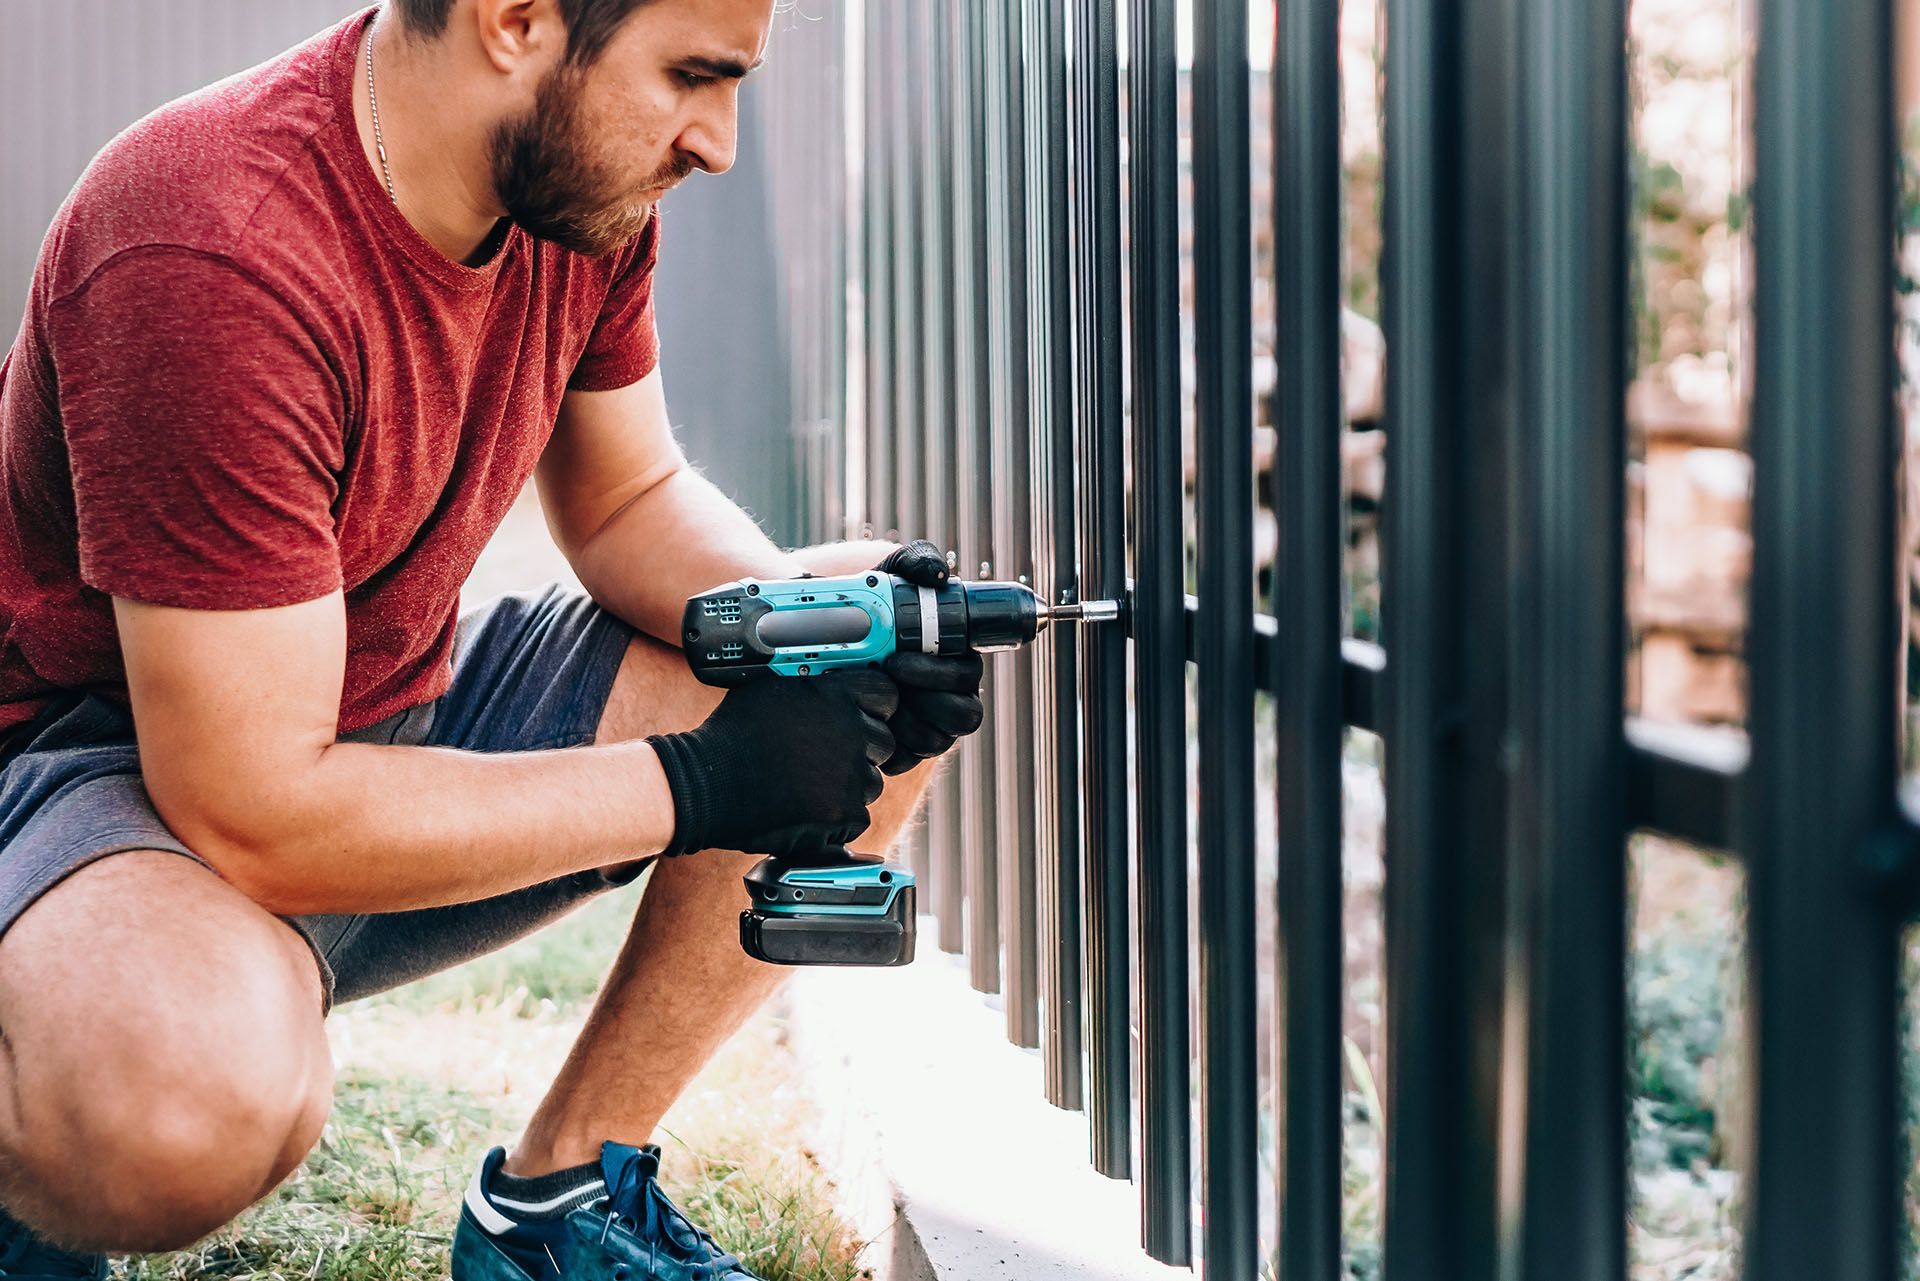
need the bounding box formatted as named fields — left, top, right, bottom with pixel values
left=114, top=882, right=869, bottom=1281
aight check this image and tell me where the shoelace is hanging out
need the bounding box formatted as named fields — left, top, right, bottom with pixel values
left=596, top=1151, right=745, bottom=1281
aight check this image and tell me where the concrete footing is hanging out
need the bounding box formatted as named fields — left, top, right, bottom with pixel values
left=784, top=939, right=1194, bottom=1281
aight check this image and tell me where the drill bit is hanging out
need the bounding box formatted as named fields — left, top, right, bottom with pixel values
left=1037, top=598, right=1123, bottom=628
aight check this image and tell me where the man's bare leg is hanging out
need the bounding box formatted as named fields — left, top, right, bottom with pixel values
left=0, top=851, right=334, bottom=1251
left=502, top=543, right=938, bottom=1175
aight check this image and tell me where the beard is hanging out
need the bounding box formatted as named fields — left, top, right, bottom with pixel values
left=489, top=64, right=690, bottom=258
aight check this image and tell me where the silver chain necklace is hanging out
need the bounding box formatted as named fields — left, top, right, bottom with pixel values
left=365, top=23, right=397, bottom=202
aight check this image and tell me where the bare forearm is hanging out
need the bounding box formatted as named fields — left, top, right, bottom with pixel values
left=569, top=468, right=803, bottom=642
left=170, top=737, right=675, bottom=917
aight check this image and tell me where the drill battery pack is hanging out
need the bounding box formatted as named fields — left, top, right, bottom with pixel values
left=737, top=855, right=917, bottom=967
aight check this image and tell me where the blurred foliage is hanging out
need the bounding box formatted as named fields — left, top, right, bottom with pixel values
left=1629, top=0, right=1745, bottom=402
left=1630, top=931, right=1728, bottom=1173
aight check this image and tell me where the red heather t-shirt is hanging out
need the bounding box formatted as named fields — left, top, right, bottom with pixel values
left=0, top=9, right=660, bottom=735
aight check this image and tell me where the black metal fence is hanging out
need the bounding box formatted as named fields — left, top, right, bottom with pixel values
left=773, top=0, right=1906, bottom=1276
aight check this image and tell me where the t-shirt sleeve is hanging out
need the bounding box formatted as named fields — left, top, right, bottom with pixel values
left=567, top=213, right=663, bottom=393
left=49, top=247, right=346, bottom=610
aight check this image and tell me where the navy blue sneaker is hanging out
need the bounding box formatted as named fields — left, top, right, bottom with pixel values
left=0, top=1204, right=105, bottom=1281
left=451, top=1142, right=760, bottom=1281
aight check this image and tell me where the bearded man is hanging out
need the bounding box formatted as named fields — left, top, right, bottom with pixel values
left=0, top=3, right=983, bottom=1278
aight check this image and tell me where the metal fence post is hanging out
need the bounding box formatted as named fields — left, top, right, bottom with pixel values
left=1270, top=0, right=1343, bottom=1270
left=1502, top=0, right=1630, bottom=1274
left=911, top=0, right=967, bottom=956
left=988, top=0, right=1045, bottom=1051
left=1745, top=0, right=1902, bottom=1274
left=888, top=0, right=924, bottom=547
left=1126, top=0, right=1192, bottom=1255
left=1191, top=0, right=1259, bottom=1265
left=1380, top=0, right=1515, bottom=1273
left=953, top=0, right=1004, bottom=996
left=1027, top=0, right=1088, bottom=1113
left=1067, top=0, right=1134, bottom=1181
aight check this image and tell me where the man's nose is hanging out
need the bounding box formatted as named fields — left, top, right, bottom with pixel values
left=677, top=98, right=739, bottom=176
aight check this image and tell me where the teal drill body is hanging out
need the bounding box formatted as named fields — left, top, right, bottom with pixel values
left=680, top=570, right=1115, bottom=968
left=682, top=571, right=1050, bottom=687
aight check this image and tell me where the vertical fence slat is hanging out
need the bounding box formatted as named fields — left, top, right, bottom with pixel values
left=860, top=0, right=887, bottom=537
left=824, top=10, right=846, bottom=548
left=914, top=0, right=966, bottom=956
left=1504, top=0, right=1629, bottom=1274
left=1380, top=0, right=1512, bottom=1270
left=1127, top=0, right=1191, bottom=1253
left=1070, top=0, right=1133, bottom=1180
left=956, top=0, right=1004, bottom=995
left=1745, top=0, right=1901, bottom=1276
left=1191, top=0, right=1258, bottom=1261
left=890, top=0, right=924, bottom=545
left=1270, top=0, right=1342, bottom=1269
left=861, top=0, right=892, bottom=540
left=884, top=0, right=934, bottom=893
left=1029, top=0, right=1087, bottom=1112
left=990, top=0, right=1044, bottom=1050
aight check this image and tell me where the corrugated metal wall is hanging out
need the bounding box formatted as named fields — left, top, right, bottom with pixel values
left=1, top=2, right=357, bottom=340
left=1, top=2, right=817, bottom=545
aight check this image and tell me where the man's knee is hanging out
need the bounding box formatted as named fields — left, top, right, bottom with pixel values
left=10, top=972, right=332, bottom=1250
left=82, top=1043, right=332, bottom=1251
left=0, top=853, right=333, bottom=1251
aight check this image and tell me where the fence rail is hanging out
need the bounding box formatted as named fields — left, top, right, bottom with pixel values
left=768, top=0, right=1904, bottom=1275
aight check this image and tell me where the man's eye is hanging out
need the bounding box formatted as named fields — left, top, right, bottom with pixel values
left=677, top=70, right=713, bottom=89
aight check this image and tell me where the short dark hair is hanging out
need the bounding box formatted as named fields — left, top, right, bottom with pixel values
left=392, top=0, right=650, bottom=64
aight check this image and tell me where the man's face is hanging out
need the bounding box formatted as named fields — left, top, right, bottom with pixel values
left=490, top=0, right=774, bottom=256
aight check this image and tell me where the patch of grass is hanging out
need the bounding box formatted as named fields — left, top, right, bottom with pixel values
left=653, top=1135, right=870, bottom=1281
left=114, top=879, right=867, bottom=1281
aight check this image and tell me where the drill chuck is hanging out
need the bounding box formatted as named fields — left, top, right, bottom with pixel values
left=890, top=578, right=1045, bottom=654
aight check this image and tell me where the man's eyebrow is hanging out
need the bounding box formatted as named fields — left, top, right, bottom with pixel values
left=678, top=53, right=765, bottom=79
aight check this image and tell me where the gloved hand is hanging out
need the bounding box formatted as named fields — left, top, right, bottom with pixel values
left=874, top=541, right=986, bottom=776
left=647, top=670, right=899, bottom=858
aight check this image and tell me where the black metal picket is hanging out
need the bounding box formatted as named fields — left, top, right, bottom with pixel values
left=763, top=0, right=1909, bottom=1276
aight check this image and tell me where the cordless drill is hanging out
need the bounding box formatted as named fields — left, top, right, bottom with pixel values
left=681, top=569, right=1120, bottom=967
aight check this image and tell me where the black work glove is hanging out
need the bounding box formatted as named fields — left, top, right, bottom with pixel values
left=875, top=541, right=987, bottom=776
left=648, top=670, right=899, bottom=859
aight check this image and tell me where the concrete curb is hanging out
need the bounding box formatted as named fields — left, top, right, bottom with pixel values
left=784, top=939, right=1193, bottom=1281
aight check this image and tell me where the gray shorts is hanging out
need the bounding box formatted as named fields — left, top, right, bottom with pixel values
left=0, top=585, right=645, bottom=1013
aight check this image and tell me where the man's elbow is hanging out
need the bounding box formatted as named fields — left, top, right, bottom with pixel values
left=145, top=783, right=323, bottom=917
left=544, top=459, right=686, bottom=564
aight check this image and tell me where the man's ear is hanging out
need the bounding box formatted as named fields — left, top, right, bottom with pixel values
left=470, top=0, right=568, bottom=76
